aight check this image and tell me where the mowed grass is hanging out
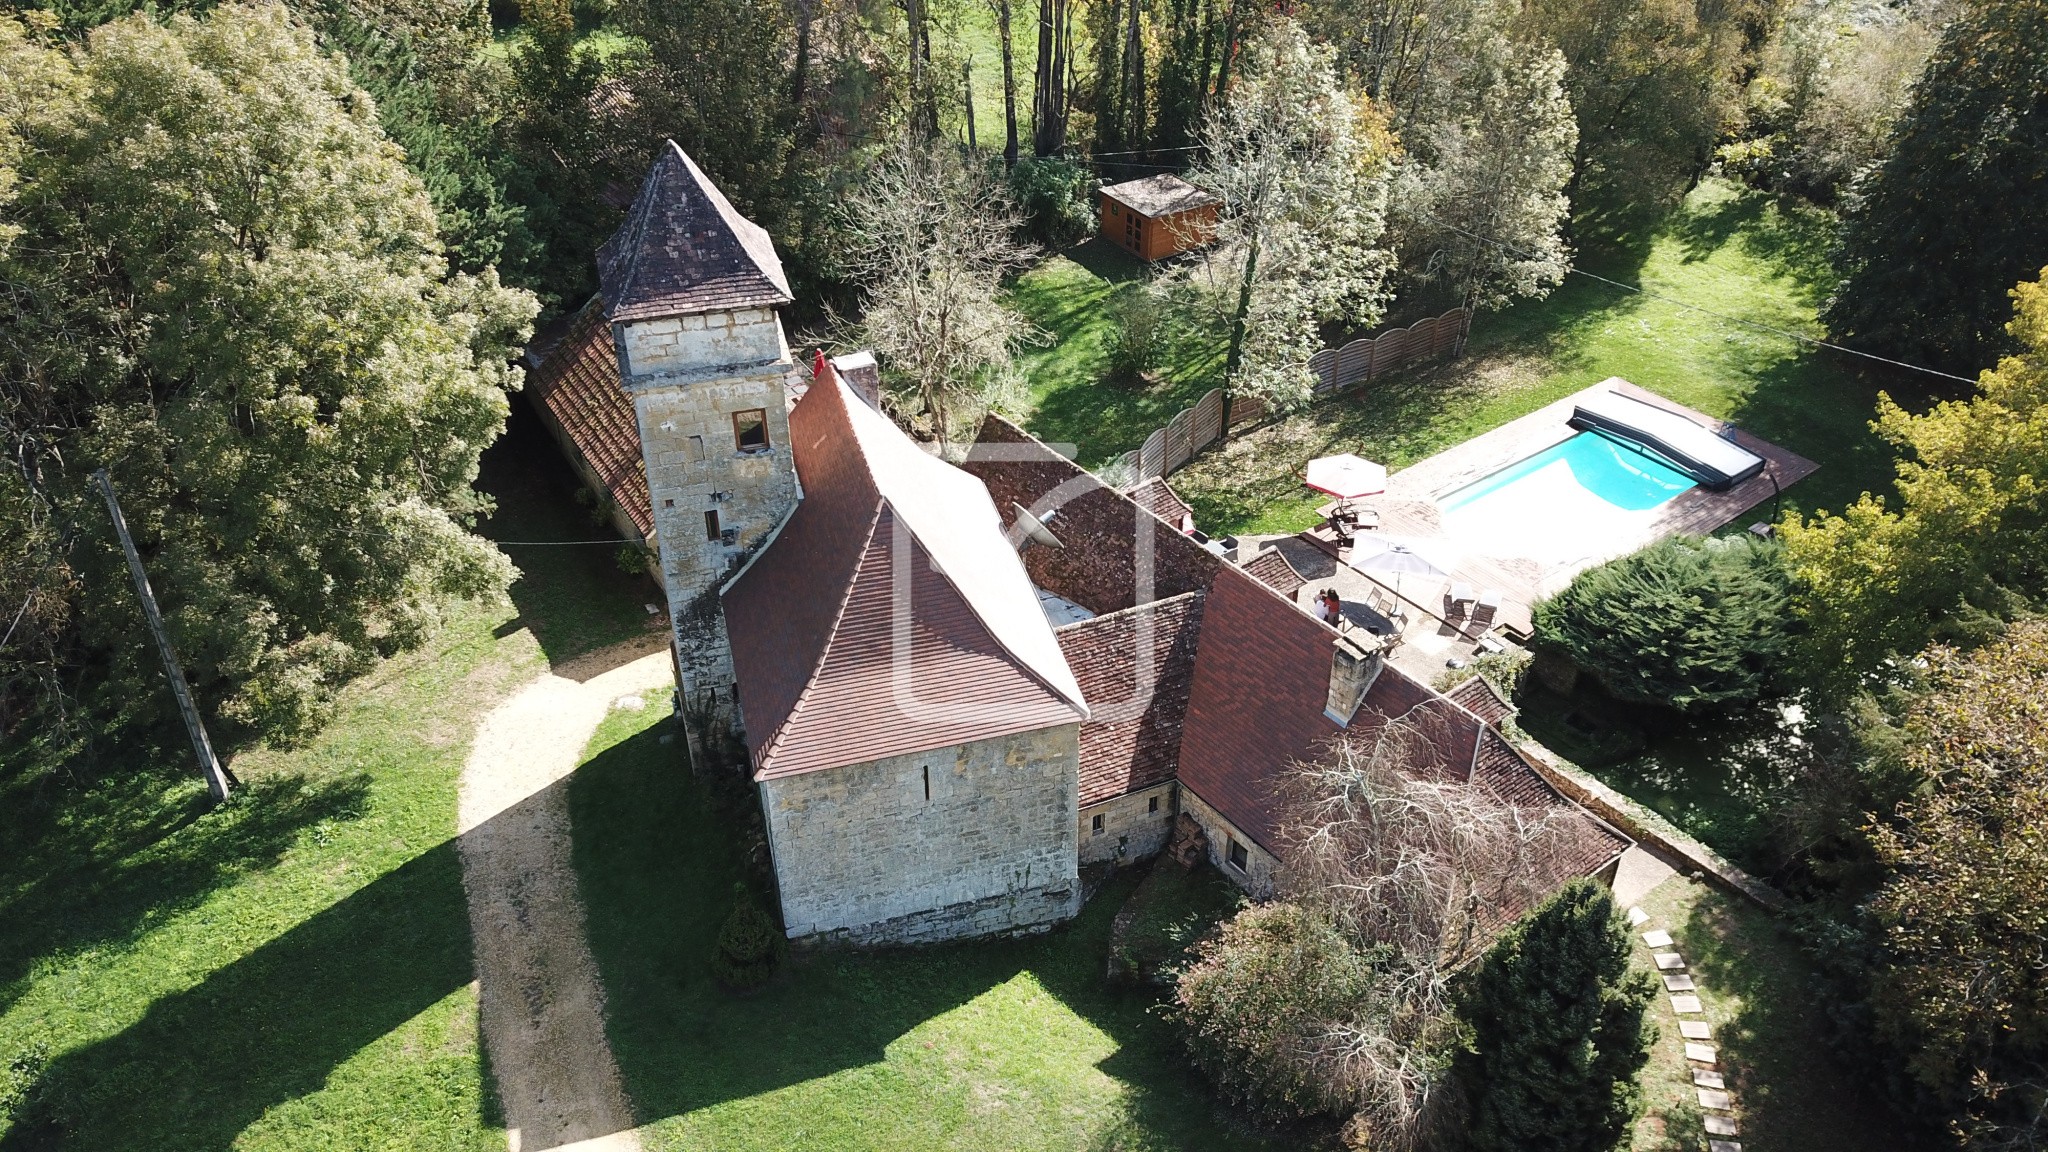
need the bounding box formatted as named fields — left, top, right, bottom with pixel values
left=1624, top=876, right=1920, bottom=1152
left=0, top=408, right=656, bottom=1150
left=1163, top=179, right=1940, bottom=536
left=571, top=700, right=1293, bottom=1152
left=1011, top=241, right=1229, bottom=467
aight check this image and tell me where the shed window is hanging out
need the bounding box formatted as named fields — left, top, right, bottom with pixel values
left=1226, top=836, right=1248, bottom=872
left=733, top=408, right=769, bottom=453
left=1091, top=813, right=1105, bottom=835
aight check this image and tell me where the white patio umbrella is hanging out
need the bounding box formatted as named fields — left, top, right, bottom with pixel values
left=1346, top=534, right=1454, bottom=601
left=1303, top=453, right=1388, bottom=501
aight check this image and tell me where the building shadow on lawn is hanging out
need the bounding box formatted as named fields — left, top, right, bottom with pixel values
left=0, top=830, right=469, bottom=1152
left=476, top=401, right=662, bottom=673
left=0, top=766, right=370, bottom=1021
left=570, top=721, right=1279, bottom=1147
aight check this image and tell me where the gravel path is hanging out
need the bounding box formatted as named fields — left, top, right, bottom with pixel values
left=459, top=648, right=672, bottom=1152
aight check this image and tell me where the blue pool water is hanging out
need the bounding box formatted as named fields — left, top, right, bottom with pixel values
left=1440, top=430, right=1695, bottom=515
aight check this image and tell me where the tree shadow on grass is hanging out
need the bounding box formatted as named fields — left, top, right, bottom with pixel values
left=1678, top=891, right=1932, bottom=1152
left=475, top=401, right=662, bottom=671
left=0, top=766, right=371, bottom=1020
left=570, top=721, right=1281, bottom=1148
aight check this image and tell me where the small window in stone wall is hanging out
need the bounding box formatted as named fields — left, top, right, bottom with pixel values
left=686, top=434, right=705, bottom=462
left=1091, top=813, right=1104, bottom=835
left=1226, top=836, right=1248, bottom=872
left=703, top=509, right=721, bottom=541
left=1148, top=795, right=1159, bottom=814
left=733, top=408, right=769, bottom=453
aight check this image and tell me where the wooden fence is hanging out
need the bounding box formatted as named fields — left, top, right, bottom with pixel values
left=1308, top=307, right=1470, bottom=395
left=1099, top=307, right=1470, bottom=487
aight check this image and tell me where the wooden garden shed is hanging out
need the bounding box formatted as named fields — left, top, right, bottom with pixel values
left=1098, top=174, right=1221, bottom=262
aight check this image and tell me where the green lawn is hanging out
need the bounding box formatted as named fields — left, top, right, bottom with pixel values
left=570, top=702, right=1293, bottom=1152
left=1010, top=242, right=1229, bottom=467
left=1154, top=178, right=1939, bottom=536
left=1625, top=876, right=1921, bottom=1152
left=0, top=407, right=656, bottom=1150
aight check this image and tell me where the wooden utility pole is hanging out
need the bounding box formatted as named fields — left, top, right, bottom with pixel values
left=95, top=470, right=232, bottom=803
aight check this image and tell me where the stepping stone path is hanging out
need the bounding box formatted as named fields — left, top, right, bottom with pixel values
left=1630, top=906, right=1744, bottom=1151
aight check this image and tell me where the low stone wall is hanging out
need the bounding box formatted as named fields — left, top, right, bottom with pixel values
left=1514, top=740, right=1788, bottom=912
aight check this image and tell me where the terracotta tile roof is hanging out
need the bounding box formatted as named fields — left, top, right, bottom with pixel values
left=524, top=298, right=652, bottom=537
left=1241, top=546, right=1306, bottom=598
left=1126, top=476, right=1194, bottom=530
left=1177, top=566, right=1491, bottom=854
left=723, top=368, right=1087, bottom=779
left=598, top=141, right=793, bottom=323
left=1057, top=592, right=1206, bottom=807
left=962, top=417, right=1221, bottom=615
left=1469, top=728, right=1632, bottom=930
left=1446, top=674, right=1517, bottom=728
left=1100, top=174, right=1221, bottom=218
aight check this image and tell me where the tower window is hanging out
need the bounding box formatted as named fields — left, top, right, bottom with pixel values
left=733, top=409, right=769, bottom=453
left=703, top=509, right=721, bottom=541
left=1091, top=813, right=1104, bottom=835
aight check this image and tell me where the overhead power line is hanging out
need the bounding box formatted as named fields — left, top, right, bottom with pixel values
left=1420, top=213, right=1981, bottom=386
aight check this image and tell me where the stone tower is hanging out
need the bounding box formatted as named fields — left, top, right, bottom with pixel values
left=597, top=141, right=800, bottom=749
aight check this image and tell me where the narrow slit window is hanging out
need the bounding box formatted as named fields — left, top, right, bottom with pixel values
left=733, top=408, right=769, bottom=453
left=703, top=509, right=721, bottom=541
left=923, top=765, right=931, bottom=802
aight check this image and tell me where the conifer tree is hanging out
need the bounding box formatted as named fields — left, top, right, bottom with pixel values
left=1457, top=879, right=1656, bottom=1152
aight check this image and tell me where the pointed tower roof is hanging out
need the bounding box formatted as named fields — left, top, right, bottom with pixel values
left=597, top=141, right=793, bottom=323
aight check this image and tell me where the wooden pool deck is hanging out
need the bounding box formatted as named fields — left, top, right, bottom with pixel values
left=1253, top=378, right=1817, bottom=682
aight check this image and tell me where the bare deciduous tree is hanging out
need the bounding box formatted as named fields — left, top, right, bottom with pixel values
left=838, top=140, right=1037, bottom=450
left=1176, top=709, right=1574, bottom=1149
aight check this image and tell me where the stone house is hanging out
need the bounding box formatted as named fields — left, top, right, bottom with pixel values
left=531, top=141, right=1631, bottom=947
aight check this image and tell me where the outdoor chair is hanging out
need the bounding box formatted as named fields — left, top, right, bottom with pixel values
left=1467, top=589, right=1501, bottom=636
left=1352, top=506, right=1382, bottom=531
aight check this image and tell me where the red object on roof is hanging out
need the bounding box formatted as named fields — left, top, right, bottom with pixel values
left=1058, top=592, right=1206, bottom=807
left=524, top=299, right=653, bottom=537
left=598, top=141, right=793, bottom=323
left=723, top=366, right=1088, bottom=780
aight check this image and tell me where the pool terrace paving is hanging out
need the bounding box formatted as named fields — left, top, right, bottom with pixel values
left=1246, top=378, right=1816, bottom=680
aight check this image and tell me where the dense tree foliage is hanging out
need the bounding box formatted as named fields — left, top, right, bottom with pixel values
left=1783, top=268, right=2048, bottom=690
left=1187, top=17, right=1395, bottom=412
left=1865, top=623, right=2048, bottom=1151
left=1822, top=0, right=2048, bottom=375
left=1522, top=0, right=1782, bottom=213
left=1533, top=533, right=1794, bottom=713
left=1457, top=879, right=1655, bottom=1152
left=1392, top=39, right=1576, bottom=310
left=0, top=5, right=534, bottom=748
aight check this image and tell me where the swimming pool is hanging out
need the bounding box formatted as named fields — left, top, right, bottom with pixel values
left=1436, top=431, right=1695, bottom=567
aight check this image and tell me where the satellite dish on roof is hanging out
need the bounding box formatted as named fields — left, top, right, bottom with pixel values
left=1009, top=503, right=1064, bottom=552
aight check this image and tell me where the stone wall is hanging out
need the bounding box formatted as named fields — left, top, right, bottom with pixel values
left=759, top=724, right=1084, bottom=945
left=1180, top=787, right=1281, bottom=898
left=616, top=306, right=786, bottom=378
left=1079, top=782, right=1178, bottom=865
left=618, top=308, right=801, bottom=745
